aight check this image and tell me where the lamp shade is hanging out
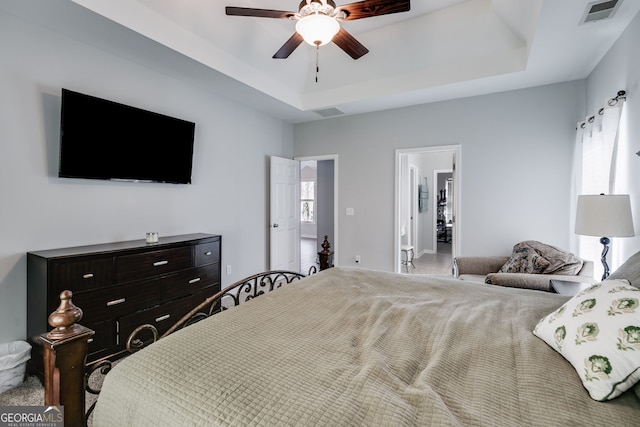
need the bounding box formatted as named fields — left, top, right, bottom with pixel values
left=295, top=14, right=340, bottom=46
left=575, top=194, right=635, bottom=237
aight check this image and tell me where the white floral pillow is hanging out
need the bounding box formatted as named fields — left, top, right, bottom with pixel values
left=533, top=279, right=640, bottom=401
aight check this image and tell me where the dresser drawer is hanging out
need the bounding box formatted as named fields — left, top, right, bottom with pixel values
left=85, top=320, right=116, bottom=356
left=51, top=257, right=113, bottom=292
left=194, top=241, right=220, bottom=267
left=73, top=279, right=161, bottom=324
left=115, top=247, right=192, bottom=283
left=190, top=285, right=221, bottom=315
left=117, top=296, right=198, bottom=347
left=161, top=264, right=220, bottom=302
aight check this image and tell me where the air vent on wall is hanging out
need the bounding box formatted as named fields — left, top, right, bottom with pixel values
left=580, top=0, right=622, bottom=24
left=313, top=107, right=345, bottom=118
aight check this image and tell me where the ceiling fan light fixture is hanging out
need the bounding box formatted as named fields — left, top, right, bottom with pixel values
left=295, top=14, right=340, bottom=46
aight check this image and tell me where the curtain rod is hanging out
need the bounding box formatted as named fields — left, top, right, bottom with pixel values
left=578, top=89, right=626, bottom=129
left=605, top=90, right=626, bottom=107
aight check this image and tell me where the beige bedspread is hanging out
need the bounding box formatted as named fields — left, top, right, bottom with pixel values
left=93, top=267, right=640, bottom=426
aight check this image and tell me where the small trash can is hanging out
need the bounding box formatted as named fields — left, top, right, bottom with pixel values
left=0, top=341, right=31, bottom=393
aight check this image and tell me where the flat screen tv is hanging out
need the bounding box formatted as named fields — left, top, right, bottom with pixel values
left=59, top=88, right=195, bottom=184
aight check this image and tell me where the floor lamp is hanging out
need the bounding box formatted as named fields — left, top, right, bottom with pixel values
left=575, top=194, right=635, bottom=281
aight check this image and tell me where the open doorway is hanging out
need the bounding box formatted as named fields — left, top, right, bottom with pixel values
left=433, top=170, right=454, bottom=266
left=296, top=155, right=338, bottom=274
left=395, top=145, right=460, bottom=274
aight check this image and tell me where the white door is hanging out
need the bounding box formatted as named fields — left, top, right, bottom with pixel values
left=270, top=156, right=300, bottom=271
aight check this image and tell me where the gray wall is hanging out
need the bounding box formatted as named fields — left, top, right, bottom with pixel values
left=584, top=11, right=640, bottom=269
left=317, top=160, right=335, bottom=253
left=294, top=81, right=586, bottom=271
left=0, top=8, right=293, bottom=343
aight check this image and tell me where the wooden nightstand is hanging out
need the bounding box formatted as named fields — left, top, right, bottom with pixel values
left=550, top=279, right=593, bottom=296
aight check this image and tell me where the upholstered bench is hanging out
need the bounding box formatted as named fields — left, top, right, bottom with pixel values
left=453, top=240, right=596, bottom=292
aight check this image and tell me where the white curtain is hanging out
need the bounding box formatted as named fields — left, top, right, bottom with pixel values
left=573, top=95, right=625, bottom=278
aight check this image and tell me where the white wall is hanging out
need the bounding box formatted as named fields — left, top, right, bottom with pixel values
left=294, top=81, right=585, bottom=271
left=0, top=9, right=293, bottom=343
left=584, top=11, right=640, bottom=271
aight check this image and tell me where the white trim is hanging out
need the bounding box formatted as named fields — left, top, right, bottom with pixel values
left=295, top=154, right=339, bottom=267
left=417, top=249, right=429, bottom=257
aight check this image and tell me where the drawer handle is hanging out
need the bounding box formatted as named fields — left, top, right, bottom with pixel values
left=83, top=273, right=94, bottom=279
left=204, top=251, right=212, bottom=256
left=107, top=298, right=126, bottom=306
left=155, top=314, right=170, bottom=322
left=153, top=260, right=169, bottom=267
left=189, top=278, right=201, bottom=284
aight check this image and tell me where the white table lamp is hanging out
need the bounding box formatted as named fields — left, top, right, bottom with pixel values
left=575, top=194, right=635, bottom=280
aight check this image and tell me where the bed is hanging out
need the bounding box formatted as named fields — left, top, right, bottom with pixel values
left=91, top=267, right=640, bottom=426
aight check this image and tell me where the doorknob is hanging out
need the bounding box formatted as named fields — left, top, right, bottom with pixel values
left=273, top=223, right=279, bottom=228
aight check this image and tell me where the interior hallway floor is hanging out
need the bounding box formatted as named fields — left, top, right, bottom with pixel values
left=407, top=242, right=454, bottom=276
left=301, top=237, right=319, bottom=275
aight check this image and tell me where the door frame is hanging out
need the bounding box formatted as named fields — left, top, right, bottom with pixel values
left=295, top=154, right=339, bottom=267
left=394, top=145, right=461, bottom=273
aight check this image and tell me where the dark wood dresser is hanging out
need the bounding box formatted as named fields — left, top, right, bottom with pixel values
left=27, top=233, right=221, bottom=371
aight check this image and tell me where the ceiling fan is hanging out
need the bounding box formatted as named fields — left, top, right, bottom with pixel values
left=225, top=0, right=411, bottom=60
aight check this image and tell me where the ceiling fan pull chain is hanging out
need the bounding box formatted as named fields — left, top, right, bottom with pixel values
left=315, top=44, right=319, bottom=83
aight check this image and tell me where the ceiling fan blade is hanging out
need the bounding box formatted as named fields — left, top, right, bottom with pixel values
left=273, top=32, right=304, bottom=59
left=225, top=7, right=296, bottom=19
left=332, top=28, right=369, bottom=59
left=338, top=0, right=410, bottom=21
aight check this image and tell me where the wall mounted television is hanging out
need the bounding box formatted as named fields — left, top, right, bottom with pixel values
left=59, top=88, right=195, bottom=184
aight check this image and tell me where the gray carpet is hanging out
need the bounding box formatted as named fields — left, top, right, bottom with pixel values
left=0, top=374, right=43, bottom=406
left=0, top=367, right=110, bottom=426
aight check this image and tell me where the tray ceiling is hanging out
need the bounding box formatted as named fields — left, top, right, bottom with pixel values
left=5, top=0, right=640, bottom=122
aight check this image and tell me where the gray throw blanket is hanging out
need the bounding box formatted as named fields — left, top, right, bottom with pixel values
left=499, top=240, right=584, bottom=275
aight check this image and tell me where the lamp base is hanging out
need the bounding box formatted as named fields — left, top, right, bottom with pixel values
left=600, top=236, right=611, bottom=281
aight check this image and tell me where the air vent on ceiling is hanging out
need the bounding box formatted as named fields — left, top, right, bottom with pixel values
left=313, top=107, right=345, bottom=118
left=580, top=0, right=622, bottom=24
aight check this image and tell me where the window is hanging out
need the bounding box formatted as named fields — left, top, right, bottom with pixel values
left=301, top=181, right=315, bottom=223
left=575, top=94, right=626, bottom=278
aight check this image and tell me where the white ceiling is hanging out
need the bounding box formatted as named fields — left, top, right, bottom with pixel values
left=5, top=1, right=640, bottom=123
